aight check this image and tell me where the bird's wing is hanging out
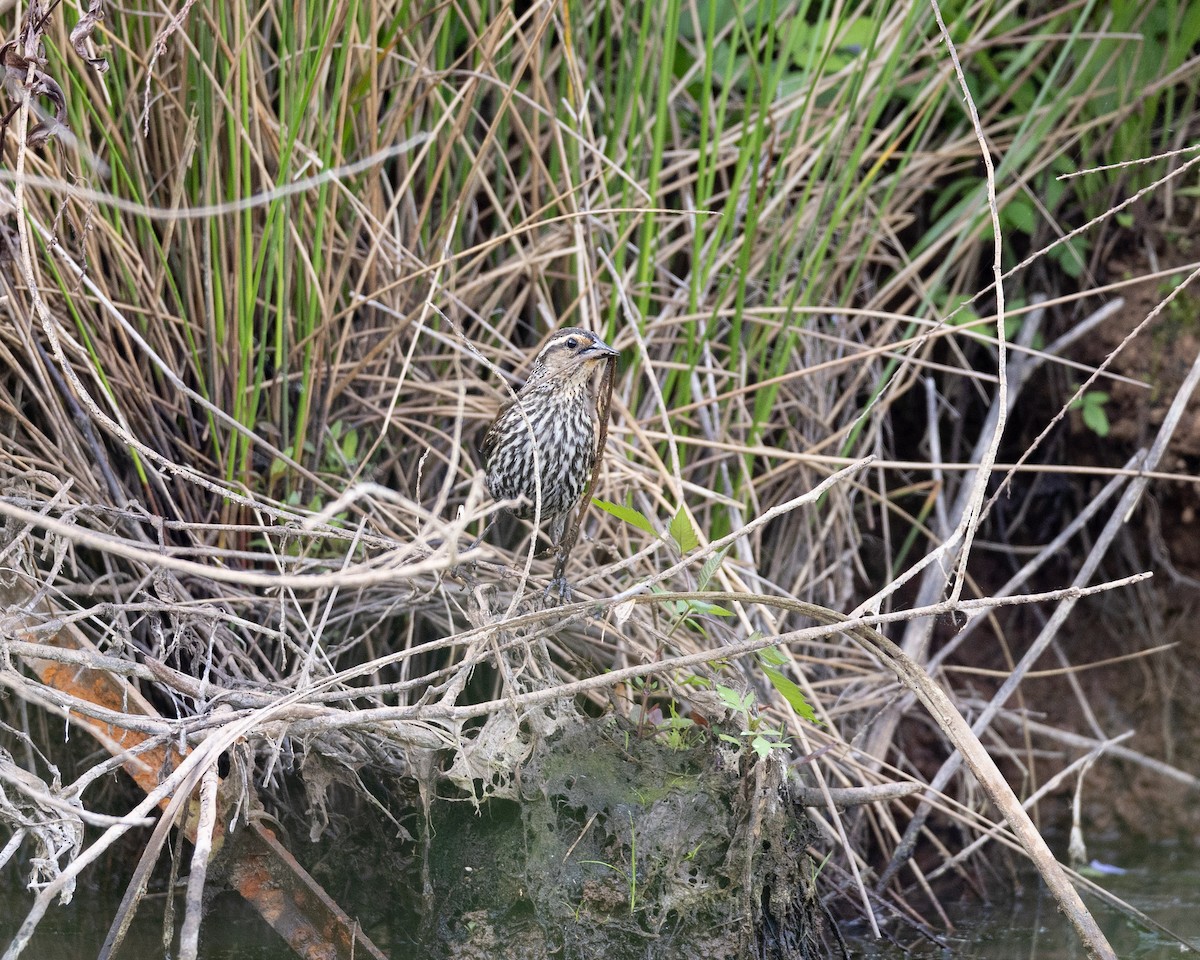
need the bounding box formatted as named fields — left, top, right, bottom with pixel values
left=479, top=401, right=512, bottom=460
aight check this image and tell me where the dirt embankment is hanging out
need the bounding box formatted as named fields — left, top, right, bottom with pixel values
left=1016, top=234, right=1200, bottom=840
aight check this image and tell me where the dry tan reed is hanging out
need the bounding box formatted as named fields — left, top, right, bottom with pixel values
left=1, top=0, right=1199, bottom=955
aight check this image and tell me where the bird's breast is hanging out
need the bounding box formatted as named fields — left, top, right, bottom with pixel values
left=483, top=385, right=596, bottom=518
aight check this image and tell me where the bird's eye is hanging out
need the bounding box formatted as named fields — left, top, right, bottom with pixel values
left=565, top=336, right=580, bottom=349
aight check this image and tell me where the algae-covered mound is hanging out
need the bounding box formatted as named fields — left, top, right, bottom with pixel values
left=427, top=713, right=834, bottom=960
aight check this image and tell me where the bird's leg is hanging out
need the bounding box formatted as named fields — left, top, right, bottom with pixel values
left=545, top=550, right=571, bottom=602
left=544, top=514, right=572, bottom=603
left=548, top=514, right=566, bottom=548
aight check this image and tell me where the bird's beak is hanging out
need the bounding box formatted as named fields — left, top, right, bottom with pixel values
left=582, top=340, right=618, bottom=360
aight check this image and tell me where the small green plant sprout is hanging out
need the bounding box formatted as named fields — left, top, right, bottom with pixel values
left=944, top=293, right=1042, bottom=350
left=593, top=499, right=726, bottom=579
left=326, top=420, right=361, bottom=470
left=656, top=704, right=698, bottom=751
left=667, top=503, right=700, bottom=554
left=626, top=683, right=702, bottom=750
left=714, top=684, right=790, bottom=760
left=271, top=421, right=360, bottom=484
left=1157, top=272, right=1200, bottom=328
left=810, top=850, right=833, bottom=882
left=268, top=420, right=360, bottom=529
left=592, top=496, right=658, bottom=538
left=757, top=646, right=819, bottom=724
left=715, top=683, right=755, bottom=716
left=1069, top=388, right=1110, bottom=438
left=579, top=812, right=638, bottom=912
left=593, top=498, right=701, bottom=554
left=652, top=585, right=734, bottom=629
left=698, top=539, right=726, bottom=577
left=593, top=498, right=733, bottom=626
left=268, top=447, right=293, bottom=484
left=999, top=177, right=1091, bottom=277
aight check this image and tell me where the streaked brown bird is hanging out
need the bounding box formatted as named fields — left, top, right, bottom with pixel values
left=481, top=327, right=618, bottom=592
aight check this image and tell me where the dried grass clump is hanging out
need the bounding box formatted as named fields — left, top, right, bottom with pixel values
left=2, top=0, right=1199, bottom=956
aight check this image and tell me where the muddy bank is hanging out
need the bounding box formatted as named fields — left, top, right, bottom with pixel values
left=423, top=712, right=832, bottom=960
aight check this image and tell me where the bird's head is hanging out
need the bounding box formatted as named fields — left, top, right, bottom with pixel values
left=525, top=328, right=619, bottom=388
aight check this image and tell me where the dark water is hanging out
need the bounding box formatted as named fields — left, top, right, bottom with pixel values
left=846, top=841, right=1200, bottom=959
left=0, top=890, right=294, bottom=960
left=3, top=840, right=1197, bottom=958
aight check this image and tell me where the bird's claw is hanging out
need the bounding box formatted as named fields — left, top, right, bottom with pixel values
left=544, top=576, right=573, bottom=604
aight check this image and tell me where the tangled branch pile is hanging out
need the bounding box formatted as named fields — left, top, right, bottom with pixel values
left=2, top=0, right=1199, bottom=956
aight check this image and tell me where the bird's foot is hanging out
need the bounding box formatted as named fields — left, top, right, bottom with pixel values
left=543, top=576, right=573, bottom=604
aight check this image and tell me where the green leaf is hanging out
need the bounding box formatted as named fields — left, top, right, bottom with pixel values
left=684, top=599, right=733, bottom=617
left=839, top=17, right=876, bottom=55
left=654, top=587, right=724, bottom=620
left=762, top=666, right=818, bottom=723
left=716, top=684, right=754, bottom=714
left=696, top=548, right=728, bottom=590
left=669, top=505, right=700, bottom=554
left=949, top=303, right=981, bottom=328
left=1082, top=399, right=1110, bottom=437
left=677, top=0, right=751, bottom=40
left=750, top=735, right=774, bottom=760
left=1050, top=235, right=1090, bottom=279
left=709, top=40, right=747, bottom=89
left=592, top=498, right=657, bottom=538
left=757, top=644, right=786, bottom=667
left=1071, top=391, right=1111, bottom=438
left=1002, top=197, right=1036, bottom=235
left=787, top=16, right=872, bottom=73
